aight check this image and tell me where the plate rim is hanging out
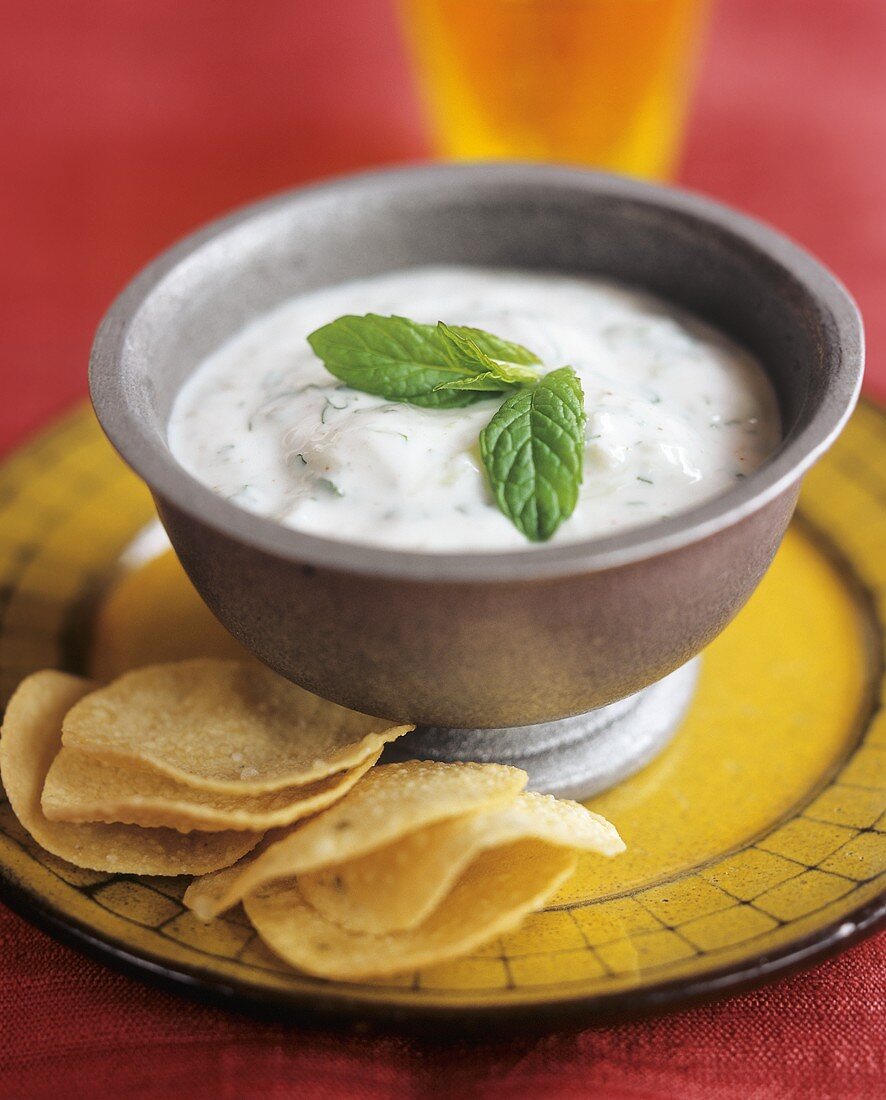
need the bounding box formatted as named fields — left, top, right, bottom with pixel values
left=0, top=862, right=881, bottom=1035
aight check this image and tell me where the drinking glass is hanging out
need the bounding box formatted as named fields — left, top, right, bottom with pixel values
left=399, top=0, right=709, bottom=179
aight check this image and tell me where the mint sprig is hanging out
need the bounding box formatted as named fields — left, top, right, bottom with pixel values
left=307, top=314, right=586, bottom=542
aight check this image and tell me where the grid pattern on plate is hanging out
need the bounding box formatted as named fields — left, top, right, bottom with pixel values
left=0, top=404, right=883, bottom=1003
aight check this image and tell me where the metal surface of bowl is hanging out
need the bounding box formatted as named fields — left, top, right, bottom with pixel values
left=89, top=165, right=863, bottom=727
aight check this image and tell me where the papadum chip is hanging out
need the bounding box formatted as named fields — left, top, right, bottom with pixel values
left=244, top=840, right=578, bottom=980
left=298, top=790, right=625, bottom=933
left=61, top=659, right=412, bottom=793
left=41, top=746, right=379, bottom=833
left=184, top=760, right=528, bottom=919
left=0, top=671, right=261, bottom=874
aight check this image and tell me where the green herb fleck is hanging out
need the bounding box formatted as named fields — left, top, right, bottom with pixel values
left=320, top=396, right=348, bottom=424
left=317, top=477, right=344, bottom=497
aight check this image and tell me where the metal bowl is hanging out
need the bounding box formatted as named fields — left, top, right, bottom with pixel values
left=89, top=164, right=863, bottom=728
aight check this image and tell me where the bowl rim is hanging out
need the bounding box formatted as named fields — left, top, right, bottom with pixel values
left=89, top=162, right=864, bottom=583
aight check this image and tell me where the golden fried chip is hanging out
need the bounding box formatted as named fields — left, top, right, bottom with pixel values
left=245, top=840, right=577, bottom=980
left=298, top=790, right=624, bottom=933
left=41, top=747, right=379, bottom=833
left=184, top=760, right=527, bottom=919
left=0, top=671, right=261, bottom=874
left=62, top=659, right=412, bottom=793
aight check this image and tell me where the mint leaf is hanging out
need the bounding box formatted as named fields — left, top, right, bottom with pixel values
left=307, top=314, right=517, bottom=409
left=437, top=322, right=541, bottom=389
left=479, top=367, right=586, bottom=542
left=435, top=321, right=541, bottom=392
left=448, top=325, right=542, bottom=367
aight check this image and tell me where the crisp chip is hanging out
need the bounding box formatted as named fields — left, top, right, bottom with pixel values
left=0, top=671, right=261, bottom=874
left=184, top=760, right=528, bottom=919
left=298, top=790, right=625, bottom=933
left=61, top=659, right=412, bottom=793
left=244, top=840, right=578, bottom=980
left=41, top=747, right=379, bottom=833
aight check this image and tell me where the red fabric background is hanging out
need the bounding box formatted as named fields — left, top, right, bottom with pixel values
left=0, top=1, right=883, bottom=1096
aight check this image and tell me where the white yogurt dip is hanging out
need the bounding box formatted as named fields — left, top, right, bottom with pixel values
left=168, top=267, right=780, bottom=552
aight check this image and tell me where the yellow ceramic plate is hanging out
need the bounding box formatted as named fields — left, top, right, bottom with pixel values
left=0, top=404, right=883, bottom=1031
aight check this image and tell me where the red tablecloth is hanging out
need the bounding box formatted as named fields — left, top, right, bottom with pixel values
left=0, top=1, right=883, bottom=1096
